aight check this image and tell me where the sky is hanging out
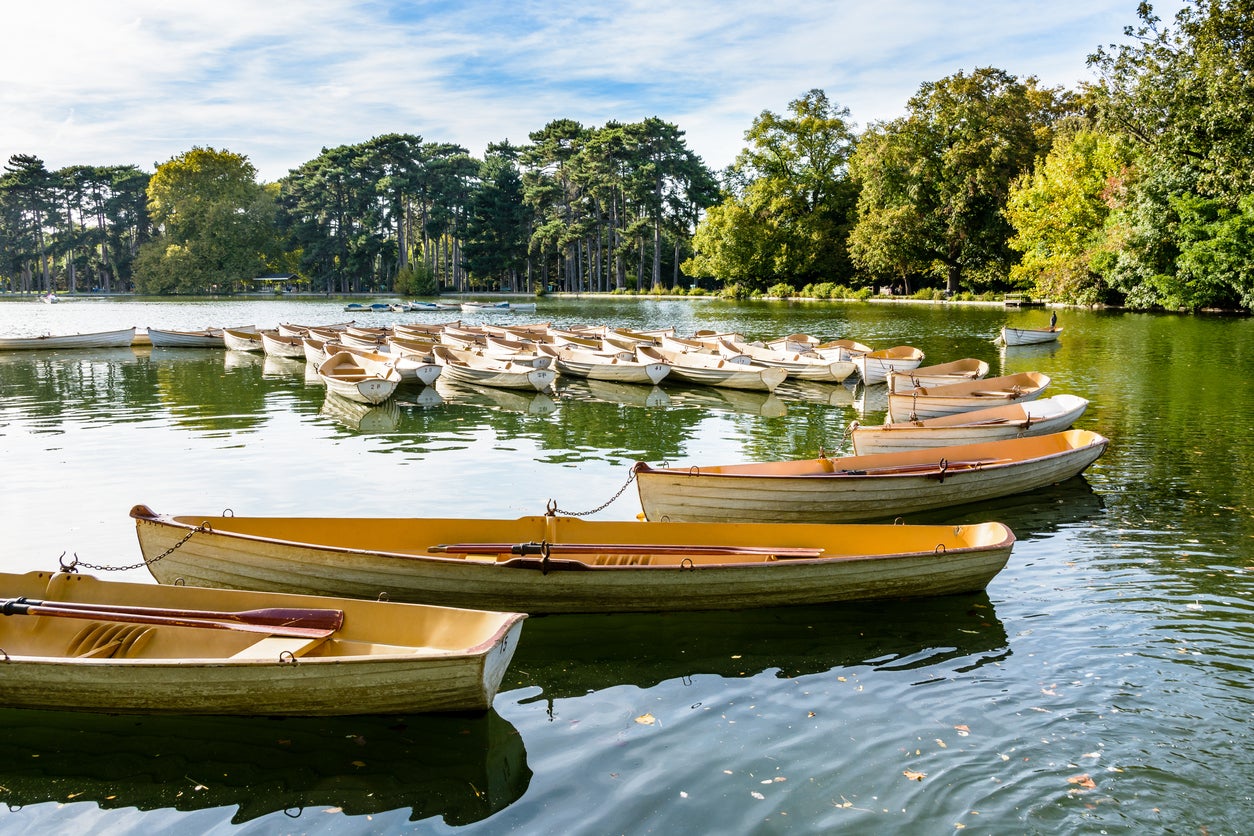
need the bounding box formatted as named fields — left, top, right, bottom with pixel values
left=1, top=0, right=1162, bottom=183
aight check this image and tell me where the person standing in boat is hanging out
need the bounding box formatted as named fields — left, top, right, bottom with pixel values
left=1049, top=311, right=1058, bottom=331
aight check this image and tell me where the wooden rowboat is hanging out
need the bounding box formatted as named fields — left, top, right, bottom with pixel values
left=850, top=394, right=1090, bottom=455
left=222, top=327, right=264, bottom=352
left=1001, top=326, right=1062, bottom=346
left=854, top=346, right=926, bottom=385
left=433, top=345, right=556, bottom=391
left=638, top=345, right=787, bottom=392
left=316, top=351, right=402, bottom=404
left=886, top=358, right=989, bottom=391
left=0, top=568, right=524, bottom=715
left=887, top=371, right=1050, bottom=422
left=324, top=341, right=442, bottom=386
left=715, top=339, right=856, bottom=383
left=145, top=327, right=226, bottom=348
left=0, top=328, right=137, bottom=351
left=131, top=505, right=1016, bottom=613
left=634, top=429, right=1108, bottom=524
left=538, top=343, right=671, bottom=385
left=259, top=329, right=307, bottom=359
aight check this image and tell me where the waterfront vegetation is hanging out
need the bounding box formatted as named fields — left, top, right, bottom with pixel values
left=2, top=1, right=1252, bottom=313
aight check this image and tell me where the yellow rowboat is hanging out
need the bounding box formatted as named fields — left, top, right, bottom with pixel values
left=132, top=505, right=1016, bottom=613
left=887, top=371, right=1051, bottom=422
left=634, top=429, right=1108, bottom=524
left=0, top=569, right=524, bottom=715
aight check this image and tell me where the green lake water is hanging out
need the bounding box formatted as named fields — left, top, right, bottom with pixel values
left=0, top=296, right=1251, bottom=833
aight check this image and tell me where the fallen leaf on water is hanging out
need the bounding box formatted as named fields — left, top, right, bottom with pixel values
left=323, top=807, right=343, bottom=814
left=808, top=711, right=816, bottom=718
left=352, top=760, right=366, bottom=768
left=1067, top=774, right=1096, bottom=789
left=635, top=713, right=656, bottom=726
left=903, top=770, right=926, bottom=781
left=935, top=739, right=947, bottom=749
left=751, top=791, right=765, bottom=800
left=954, top=725, right=970, bottom=736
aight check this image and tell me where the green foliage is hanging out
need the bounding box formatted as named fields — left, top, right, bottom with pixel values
left=395, top=263, right=438, bottom=296
left=719, top=282, right=751, bottom=299
left=849, top=68, right=1077, bottom=294
left=135, top=147, right=276, bottom=294
left=1006, top=129, right=1137, bottom=305
left=686, top=90, right=858, bottom=289
left=767, top=282, right=795, bottom=298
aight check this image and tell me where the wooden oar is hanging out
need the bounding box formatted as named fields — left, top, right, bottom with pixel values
left=1, top=597, right=342, bottom=638
left=430, top=542, right=825, bottom=559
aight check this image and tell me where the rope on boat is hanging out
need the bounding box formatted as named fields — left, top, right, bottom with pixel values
left=548, top=467, right=636, bottom=517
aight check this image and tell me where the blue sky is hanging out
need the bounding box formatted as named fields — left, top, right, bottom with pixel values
left=2, top=0, right=1163, bottom=182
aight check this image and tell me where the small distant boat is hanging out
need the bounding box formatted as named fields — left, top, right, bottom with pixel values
left=638, top=345, right=787, bottom=392
left=433, top=345, right=556, bottom=392
left=132, top=506, right=1017, bottom=613
left=1000, top=326, right=1062, bottom=346
left=316, top=351, right=403, bottom=404
left=343, top=302, right=394, bottom=313
left=886, top=358, right=990, bottom=392
left=850, top=394, right=1090, bottom=455
left=854, top=346, right=926, bottom=385
left=887, top=372, right=1050, bottom=422
left=0, top=328, right=137, bottom=351
left=460, top=301, right=537, bottom=313
left=634, top=429, right=1109, bottom=524
left=222, top=327, right=264, bottom=353
left=0, top=568, right=524, bottom=715
left=146, top=327, right=226, bottom=349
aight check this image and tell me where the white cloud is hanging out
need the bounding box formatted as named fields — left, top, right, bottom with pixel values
left=0, top=0, right=1157, bottom=181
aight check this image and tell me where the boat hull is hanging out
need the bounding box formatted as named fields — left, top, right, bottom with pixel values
left=887, top=372, right=1050, bottom=422
left=146, top=328, right=225, bottom=348
left=1001, top=326, right=1061, bottom=346
left=132, top=508, right=1016, bottom=613
left=0, top=569, right=524, bottom=715
left=635, top=430, right=1108, bottom=524
left=0, top=328, right=136, bottom=351
left=851, top=395, right=1090, bottom=455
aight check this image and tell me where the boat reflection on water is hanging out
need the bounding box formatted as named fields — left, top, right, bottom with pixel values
left=852, top=381, right=889, bottom=417
left=397, top=385, right=446, bottom=409
left=904, top=475, right=1106, bottom=539
left=261, top=356, right=306, bottom=379
left=436, top=381, right=558, bottom=416
left=506, top=593, right=1008, bottom=704
left=0, top=707, right=530, bottom=825
left=223, top=350, right=262, bottom=372
left=774, top=378, right=857, bottom=408
left=320, top=391, right=403, bottom=432
left=665, top=386, right=788, bottom=418
left=557, top=378, right=672, bottom=408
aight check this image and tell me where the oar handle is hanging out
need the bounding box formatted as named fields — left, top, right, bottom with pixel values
left=431, top=542, right=824, bottom=558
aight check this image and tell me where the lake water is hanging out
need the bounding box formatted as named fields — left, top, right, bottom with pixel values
left=0, top=295, right=1251, bottom=833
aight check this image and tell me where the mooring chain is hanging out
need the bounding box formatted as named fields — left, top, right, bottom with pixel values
left=58, top=521, right=208, bottom=573
left=549, top=467, right=636, bottom=517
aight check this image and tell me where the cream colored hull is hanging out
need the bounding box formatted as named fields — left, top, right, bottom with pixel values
left=635, top=430, right=1107, bottom=523
left=640, top=346, right=787, bottom=392
left=146, top=328, right=225, bottom=348
left=887, top=372, right=1051, bottom=422
left=223, top=328, right=264, bottom=352
left=133, top=508, right=1016, bottom=613
left=0, top=569, right=524, bottom=715
left=0, top=328, right=137, bottom=350
left=851, top=395, right=1090, bottom=454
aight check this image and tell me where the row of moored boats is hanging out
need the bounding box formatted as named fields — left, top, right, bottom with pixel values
left=2, top=317, right=1106, bottom=718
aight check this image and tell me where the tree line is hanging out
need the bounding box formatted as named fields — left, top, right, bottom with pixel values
left=1, top=1, right=1249, bottom=311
